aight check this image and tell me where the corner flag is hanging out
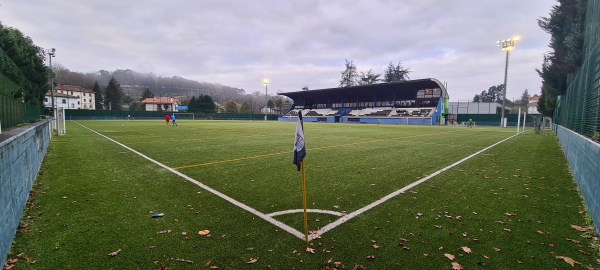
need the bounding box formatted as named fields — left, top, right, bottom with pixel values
left=293, top=113, right=306, bottom=171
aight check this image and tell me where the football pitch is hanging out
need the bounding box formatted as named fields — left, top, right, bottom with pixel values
left=8, top=120, right=599, bottom=269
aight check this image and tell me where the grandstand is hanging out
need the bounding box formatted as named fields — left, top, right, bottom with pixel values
left=278, top=78, right=449, bottom=125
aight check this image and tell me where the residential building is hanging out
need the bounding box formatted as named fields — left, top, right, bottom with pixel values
left=528, top=94, right=541, bottom=114
left=141, top=97, right=179, bottom=112
left=44, top=84, right=96, bottom=110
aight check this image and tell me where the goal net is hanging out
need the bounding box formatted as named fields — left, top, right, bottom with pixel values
left=53, top=107, right=66, bottom=136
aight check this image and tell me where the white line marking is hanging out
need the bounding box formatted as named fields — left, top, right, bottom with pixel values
left=311, top=133, right=518, bottom=240
left=74, top=121, right=307, bottom=240
left=75, top=121, right=517, bottom=242
left=268, top=209, right=344, bottom=217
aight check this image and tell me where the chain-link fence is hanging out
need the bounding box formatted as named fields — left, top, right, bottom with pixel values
left=554, top=1, right=600, bottom=141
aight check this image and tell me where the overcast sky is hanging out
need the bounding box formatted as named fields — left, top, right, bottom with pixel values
left=0, top=0, right=556, bottom=101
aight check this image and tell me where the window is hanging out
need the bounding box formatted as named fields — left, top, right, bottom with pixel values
left=44, top=98, right=48, bottom=102
left=62, top=99, right=66, bottom=104
left=78, top=101, right=80, bottom=105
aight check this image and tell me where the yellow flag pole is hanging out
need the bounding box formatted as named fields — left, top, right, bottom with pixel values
left=301, top=160, right=309, bottom=243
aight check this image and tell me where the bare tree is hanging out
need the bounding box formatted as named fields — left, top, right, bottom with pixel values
left=339, top=59, right=359, bottom=87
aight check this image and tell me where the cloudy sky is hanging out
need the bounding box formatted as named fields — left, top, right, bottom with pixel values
left=1, top=0, right=556, bottom=101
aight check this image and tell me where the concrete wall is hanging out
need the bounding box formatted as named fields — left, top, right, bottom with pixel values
left=0, top=120, right=51, bottom=267
left=555, top=125, right=600, bottom=232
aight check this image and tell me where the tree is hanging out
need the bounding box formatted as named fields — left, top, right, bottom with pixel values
left=224, top=100, right=238, bottom=113
left=239, top=101, right=252, bottom=113
left=140, top=88, right=154, bottom=100
left=383, top=61, right=411, bottom=82
left=537, top=0, right=586, bottom=115
left=518, top=89, right=530, bottom=112
left=0, top=23, right=48, bottom=106
left=473, top=84, right=505, bottom=103
left=358, top=69, right=381, bottom=85
left=339, top=59, right=358, bottom=87
left=92, top=81, right=103, bottom=110
left=104, top=77, right=125, bottom=110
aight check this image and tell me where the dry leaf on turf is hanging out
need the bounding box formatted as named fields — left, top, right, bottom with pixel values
left=461, top=247, right=472, bottom=254
left=203, top=260, right=212, bottom=268
left=570, top=225, right=589, bottom=232
left=108, top=249, right=121, bottom=257
left=556, top=256, right=581, bottom=267
left=247, top=258, right=258, bottom=264
left=306, top=247, right=315, bottom=254
left=198, top=230, right=210, bottom=236
left=451, top=262, right=464, bottom=270
left=444, top=253, right=455, bottom=261
left=334, top=261, right=342, bottom=267
left=373, top=244, right=380, bottom=249
left=366, top=255, right=376, bottom=259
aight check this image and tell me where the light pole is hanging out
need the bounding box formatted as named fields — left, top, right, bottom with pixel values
left=497, top=37, right=518, bottom=127
left=263, top=79, right=269, bottom=121
left=47, top=48, right=58, bottom=131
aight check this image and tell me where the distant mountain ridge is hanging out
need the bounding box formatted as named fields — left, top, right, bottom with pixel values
left=52, top=67, right=248, bottom=104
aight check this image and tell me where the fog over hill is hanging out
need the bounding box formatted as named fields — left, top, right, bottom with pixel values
left=52, top=65, right=278, bottom=106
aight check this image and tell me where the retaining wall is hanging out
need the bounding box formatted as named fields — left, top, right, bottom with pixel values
left=0, top=120, right=51, bottom=267
left=555, top=125, right=600, bottom=232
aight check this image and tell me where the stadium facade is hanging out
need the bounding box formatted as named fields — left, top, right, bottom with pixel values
left=278, top=78, right=449, bottom=125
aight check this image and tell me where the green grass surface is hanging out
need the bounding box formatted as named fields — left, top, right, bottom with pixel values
left=7, top=120, right=599, bottom=269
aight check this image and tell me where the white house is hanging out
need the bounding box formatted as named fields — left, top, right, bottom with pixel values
left=44, top=84, right=96, bottom=110
left=141, top=97, right=179, bottom=112
left=528, top=94, right=541, bottom=114
left=43, top=91, right=80, bottom=110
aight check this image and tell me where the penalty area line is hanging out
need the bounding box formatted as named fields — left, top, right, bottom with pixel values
left=313, top=132, right=519, bottom=240
left=73, top=121, right=307, bottom=240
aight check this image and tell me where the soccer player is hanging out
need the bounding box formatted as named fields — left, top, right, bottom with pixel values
left=165, top=114, right=171, bottom=125
left=171, top=114, right=177, bottom=126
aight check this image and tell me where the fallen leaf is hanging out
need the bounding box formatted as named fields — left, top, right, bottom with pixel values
left=306, top=247, right=315, bottom=254
left=461, top=246, right=472, bottom=254
left=366, top=255, right=375, bottom=259
left=570, top=225, right=589, bottom=232
left=444, top=253, right=455, bottom=261
left=494, top=247, right=501, bottom=252
left=182, top=232, right=188, bottom=236
left=556, top=256, right=580, bottom=267
left=247, top=258, right=258, bottom=264
left=108, top=249, right=121, bottom=257
left=451, top=262, right=464, bottom=270
left=210, top=266, right=219, bottom=269
left=503, top=228, right=512, bottom=232
left=334, top=261, right=342, bottom=267
left=373, top=244, right=380, bottom=249
left=198, top=230, right=210, bottom=236
left=496, top=221, right=506, bottom=225
left=203, top=260, right=212, bottom=268
left=175, top=258, right=193, bottom=263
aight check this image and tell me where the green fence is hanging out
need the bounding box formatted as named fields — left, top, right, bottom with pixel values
left=554, top=1, right=600, bottom=140
left=456, top=113, right=534, bottom=127
left=0, top=94, right=42, bottom=129
left=65, top=109, right=279, bottom=121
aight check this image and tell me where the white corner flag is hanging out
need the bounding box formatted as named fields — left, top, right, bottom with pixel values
left=293, top=113, right=306, bottom=171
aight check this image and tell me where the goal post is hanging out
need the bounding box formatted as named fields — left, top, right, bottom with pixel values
left=173, top=113, right=194, bottom=120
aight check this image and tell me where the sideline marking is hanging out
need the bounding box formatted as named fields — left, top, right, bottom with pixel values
left=75, top=121, right=518, bottom=241
left=74, top=121, right=307, bottom=240
left=311, top=132, right=519, bottom=240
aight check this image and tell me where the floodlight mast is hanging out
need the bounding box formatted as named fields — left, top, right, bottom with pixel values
left=263, top=79, right=269, bottom=121
left=497, top=37, right=518, bottom=127
left=48, top=48, right=58, bottom=132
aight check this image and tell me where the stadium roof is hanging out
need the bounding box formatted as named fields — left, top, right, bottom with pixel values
left=278, top=78, right=448, bottom=104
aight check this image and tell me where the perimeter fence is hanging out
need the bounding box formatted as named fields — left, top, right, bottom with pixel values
left=554, top=1, right=600, bottom=140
